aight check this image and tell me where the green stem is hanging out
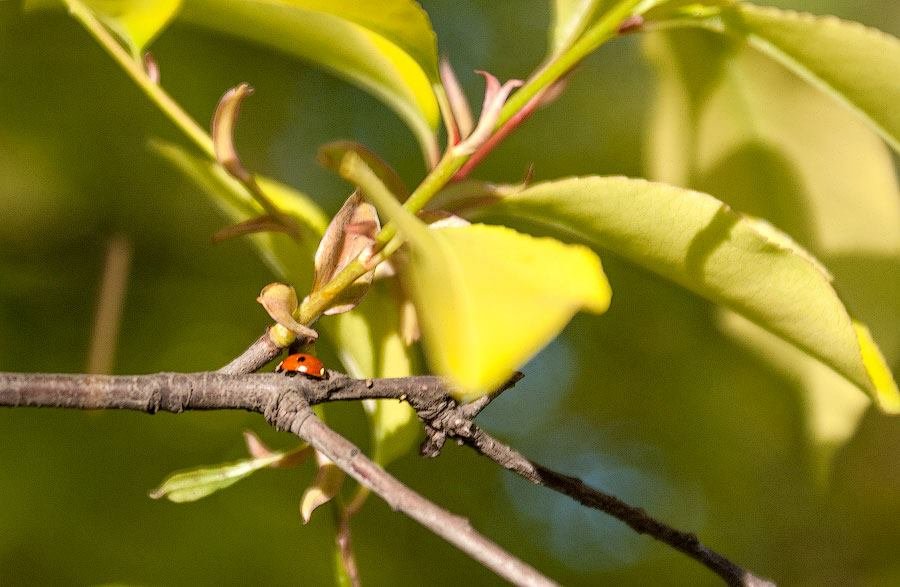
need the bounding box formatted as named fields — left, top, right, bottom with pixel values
left=498, top=0, right=643, bottom=127
left=64, top=0, right=215, bottom=157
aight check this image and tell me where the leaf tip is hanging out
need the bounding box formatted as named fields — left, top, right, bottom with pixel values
left=853, top=321, right=900, bottom=414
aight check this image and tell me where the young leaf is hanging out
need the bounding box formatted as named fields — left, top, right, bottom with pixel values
left=476, top=176, right=900, bottom=413
left=178, top=0, right=441, bottom=162
left=300, top=452, right=345, bottom=524
left=341, top=154, right=611, bottom=400
left=318, top=141, right=409, bottom=200
left=156, top=141, right=421, bottom=464
left=149, top=445, right=310, bottom=503
left=312, top=192, right=380, bottom=315
left=257, top=283, right=318, bottom=340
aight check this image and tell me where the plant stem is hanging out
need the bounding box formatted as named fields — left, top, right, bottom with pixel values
left=498, top=0, right=643, bottom=127
left=64, top=0, right=215, bottom=157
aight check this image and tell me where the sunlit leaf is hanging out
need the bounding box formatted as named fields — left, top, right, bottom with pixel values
left=476, top=176, right=900, bottom=413
left=639, top=0, right=733, bottom=22
left=341, top=154, right=611, bottom=400
left=149, top=445, right=310, bottom=503
left=643, top=26, right=900, bottom=451
left=653, top=4, right=900, bottom=153
left=179, top=0, right=441, bottom=162
left=75, top=0, right=182, bottom=54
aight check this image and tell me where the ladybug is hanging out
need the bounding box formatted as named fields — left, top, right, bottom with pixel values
left=275, top=353, right=327, bottom=379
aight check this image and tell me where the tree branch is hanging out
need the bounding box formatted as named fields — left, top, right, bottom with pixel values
left=0, top=371, right=774, bottom=586
left=0, top=371, right=554, bottom=587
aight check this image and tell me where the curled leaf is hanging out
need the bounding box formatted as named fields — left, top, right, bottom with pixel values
left=243, top=429, right=275, bottom=459
left=318, top=141, right=408, bottom=200
left=300, top=452, right=345, bottom=524
left=212, top=83, right=255, bottom=184
left=312, top=193, right=381, bottom=315
left=257, top=283, right=318, bottom=341
left=211, top=214, right=291, bottom=243
left=454, top=72, right=524, bottom=156
left=142, top=52, right=160, bottom=84
left=438, top=57, right=474, bottom=144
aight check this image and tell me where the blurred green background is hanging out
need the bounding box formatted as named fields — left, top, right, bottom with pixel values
left=1, top=1, right=899, bottom=585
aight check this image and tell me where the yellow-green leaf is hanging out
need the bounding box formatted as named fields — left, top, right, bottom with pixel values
left=179, top=0, right=440, bottom=162
left=342, top=154, right=611, bottom=400
left=476, top=176, right=900, bottom=413
left=149, top=445, right=309, bottom=503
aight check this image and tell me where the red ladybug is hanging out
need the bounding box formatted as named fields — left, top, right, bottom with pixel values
left=275, top=353, right=327, bottom=379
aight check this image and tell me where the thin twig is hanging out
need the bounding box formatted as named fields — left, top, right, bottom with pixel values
left=218, top=330, right=282, bottom=374
left=464, top=429, right=773, bottom=587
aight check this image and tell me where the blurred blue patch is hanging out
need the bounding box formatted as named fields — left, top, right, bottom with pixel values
left=478, top=337, right=574, bottom=436
left=502, top=423, right=707, bottom=571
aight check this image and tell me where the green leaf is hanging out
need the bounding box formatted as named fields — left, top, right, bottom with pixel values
left=149, top=447, right=307, bottom=503
left=341, top=154, right=611, bottom=400
left=331, top=280, right=420, bottom=465
left=151, top=140, right=327, bottom=291
left=550, top=0, right=610, bottom=55
left=30, top=0, right=183, bottom=55
left=720, top=310, right=870, bottom=485
left=85, top=0, right=182, bottom=54
left=179, top=0, right=441, bottom=162
left=639, top=0, right=733, bottom=22
left=476, top=176, right=900, bottom=413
